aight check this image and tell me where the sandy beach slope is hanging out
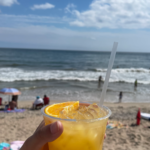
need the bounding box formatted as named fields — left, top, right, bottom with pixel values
left=0, top=101, right=150, bottom=150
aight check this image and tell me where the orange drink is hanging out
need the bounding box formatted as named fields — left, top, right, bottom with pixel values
left=41, top=101, right=111, bottom=150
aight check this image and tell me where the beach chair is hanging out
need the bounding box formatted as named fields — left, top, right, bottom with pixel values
left=35, top=103, right=44, bottom=109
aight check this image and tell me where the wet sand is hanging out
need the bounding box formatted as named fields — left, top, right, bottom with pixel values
left=0, top=101, right=150, bottom=150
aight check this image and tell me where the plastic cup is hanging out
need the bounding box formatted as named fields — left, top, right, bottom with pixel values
left=41, top=102, right=111, bottom=150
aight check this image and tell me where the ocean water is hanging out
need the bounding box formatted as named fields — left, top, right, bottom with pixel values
left=0, top=48, right=150, bottom=103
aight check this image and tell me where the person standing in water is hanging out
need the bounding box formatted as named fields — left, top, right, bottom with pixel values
left=134, top=79, right=138, bottom=88
left=119, top=91, right=123, bottom=103
left=98, top=76, right=102, bottom=88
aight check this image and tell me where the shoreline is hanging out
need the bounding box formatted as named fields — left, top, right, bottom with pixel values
left=17, top=100, right=150, bottom=107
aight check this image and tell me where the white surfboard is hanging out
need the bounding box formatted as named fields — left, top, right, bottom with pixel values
left=141, top=112, right=150, bottom=121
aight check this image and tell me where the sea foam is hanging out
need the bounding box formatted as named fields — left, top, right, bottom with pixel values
left=0, top=67, right=150, bottom=84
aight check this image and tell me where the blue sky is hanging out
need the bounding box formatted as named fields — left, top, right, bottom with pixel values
left=0, top=0, right=150, bottom=52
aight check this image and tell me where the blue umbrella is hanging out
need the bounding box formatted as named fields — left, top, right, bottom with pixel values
left=0, top=88, right=21, bottom=95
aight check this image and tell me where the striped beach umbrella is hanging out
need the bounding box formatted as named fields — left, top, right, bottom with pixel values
left=0, top=88, right=21, bottom=95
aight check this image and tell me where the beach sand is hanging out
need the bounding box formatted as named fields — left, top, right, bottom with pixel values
left=0, top=101, right=150, bottom=150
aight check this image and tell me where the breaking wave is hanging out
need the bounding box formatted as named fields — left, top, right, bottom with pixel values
left=0, top=67, right=150, bottom=84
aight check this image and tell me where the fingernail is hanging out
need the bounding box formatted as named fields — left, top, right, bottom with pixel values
left=50, top=121, right=59, bottom=134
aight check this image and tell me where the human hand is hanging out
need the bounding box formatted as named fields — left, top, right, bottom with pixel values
left=20, top=120, right=106, bottom=150
left=20, top=120, right=63, bottom=150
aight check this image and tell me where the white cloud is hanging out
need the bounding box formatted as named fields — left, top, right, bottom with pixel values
left=0, top=14, right=72, bottom=26
left=0, top=0, right=19, bottom=6
left=31, top=3, right=55, bottom=10
left=65, top=3, right=76, bottom=13
left=70, top=0, right=150, bottom=29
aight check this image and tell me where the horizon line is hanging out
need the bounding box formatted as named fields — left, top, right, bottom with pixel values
left=0, top=47, right=150, bottom=54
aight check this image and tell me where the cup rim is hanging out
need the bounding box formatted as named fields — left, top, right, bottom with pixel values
left=41, top=102, right=111, bottom=122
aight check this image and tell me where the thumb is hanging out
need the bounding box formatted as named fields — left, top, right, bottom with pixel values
left=30, top=121, right=63, bottom=150
left=20, top=121, right=63, bottom=150
left=35, top=121, right=63, bottom=145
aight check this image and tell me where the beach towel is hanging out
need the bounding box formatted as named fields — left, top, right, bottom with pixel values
left=107, top=120, right=128, bottom=129
left=10, top=141, right=24, bottom=150
left=0, top=109, right=25, bottom=113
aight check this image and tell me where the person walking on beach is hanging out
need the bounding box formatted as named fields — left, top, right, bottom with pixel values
left=119, top=91, right=123, bottom=103
left=98, top=76, right=102, bottom=88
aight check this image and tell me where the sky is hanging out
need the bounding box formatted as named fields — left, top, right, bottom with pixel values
left=0, top=0, right=150, bottom=52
